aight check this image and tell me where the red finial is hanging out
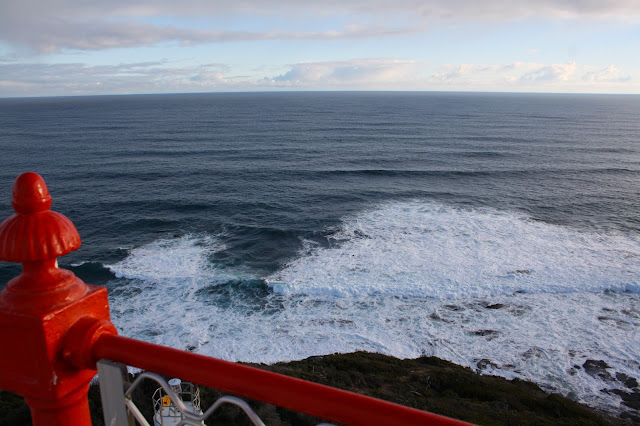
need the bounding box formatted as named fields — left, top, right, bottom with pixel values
left=0, top=172, right=81, bottom=262
left=12, top=171, right=53, bottom=214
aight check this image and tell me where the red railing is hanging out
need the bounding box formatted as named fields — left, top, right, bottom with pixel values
left=0, top=172, right=470, bottom=425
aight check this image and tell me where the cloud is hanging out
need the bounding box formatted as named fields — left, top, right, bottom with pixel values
left=422, top=60, right=634, bottom=92
left=431, top=63, right=498, bottom=81
left=0, top=58, right=635, bottom=97
left=0, top=19, right=421, bottom=53
left=0, top=61, right=233, bottom=96
left=266, top=58, right=636, bottom=93
left=4, top=1, right=639, bottom=20
left=0, top=57, right=426, bottom=96
left=269, top=58, right=423, bottom=88
left=582, top=65, right=631, bottom=83
left=1, top=1, right=639, bottom=52
left=520, top=62, right=577, bottom=81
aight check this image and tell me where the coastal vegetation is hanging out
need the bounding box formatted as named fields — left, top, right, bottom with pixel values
left=0, top=352, right=629, bottom=425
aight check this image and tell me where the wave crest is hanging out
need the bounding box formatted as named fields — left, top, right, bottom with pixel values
left=267, top=201, right=640, bottom=298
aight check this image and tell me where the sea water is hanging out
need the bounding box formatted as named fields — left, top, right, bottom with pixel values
left=0, top=92, right=638, bottom=415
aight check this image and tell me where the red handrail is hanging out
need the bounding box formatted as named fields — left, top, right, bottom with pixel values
left=0, top=172, right=471, bottom=425
left=92, top=334, right=470, bottom=426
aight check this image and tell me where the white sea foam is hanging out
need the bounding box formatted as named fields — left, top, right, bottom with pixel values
left=106, top=234, right=233, bottom=348
left=267, top=201, right=640, bottom=298
left=105, top=203, right=640, bottom=416
left=108, top=234, right=222, bottom=283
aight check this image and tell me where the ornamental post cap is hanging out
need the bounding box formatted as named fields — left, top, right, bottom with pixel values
left=12, top=171, right=53, bottom=214
left=0, top=172, right=81, bottom=262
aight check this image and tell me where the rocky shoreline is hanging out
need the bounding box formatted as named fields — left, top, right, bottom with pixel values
left=580, top=359, right=639, bottom=419
left=1, top=352, right=637, bottom=425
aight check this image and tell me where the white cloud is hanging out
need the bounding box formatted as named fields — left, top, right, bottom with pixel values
left=417, top=60, right=633, bottom=92
left=269, top=58, right=422, bottom=88
left=265, top=58, right=636, bottom=93
left=0, top=58, right=635, bottom=97
left=520, top=62, right=577, bottom=81
left=1, top=1, right=639, bottom=52
left=431, top=63, right=504, bottom=81
left=4, top=1, right=639, bottom=20
left=0, top=61, right=234, bottom=96
left=0, top=19, right=422, bottom=53
left=582, top=65, right=631, bottom=83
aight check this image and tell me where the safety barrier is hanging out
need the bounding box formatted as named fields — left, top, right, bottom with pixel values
left=0, top=172, right=470, bottom=425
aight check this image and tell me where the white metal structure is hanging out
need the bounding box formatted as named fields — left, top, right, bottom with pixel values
left=97, top=359, right=337, bottom=426
left=152, top=378, right=204, bottom=426
left=97, top=360, right=267, bottom=426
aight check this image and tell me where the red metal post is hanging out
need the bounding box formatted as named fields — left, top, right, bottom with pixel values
left=0, top=172, right=116, bottom=426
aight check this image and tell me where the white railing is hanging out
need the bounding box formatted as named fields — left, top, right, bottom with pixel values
left=97, top=360, right=338, bottom=426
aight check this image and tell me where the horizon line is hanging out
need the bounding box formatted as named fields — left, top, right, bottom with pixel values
left=2, top=89, right=640, bottom=100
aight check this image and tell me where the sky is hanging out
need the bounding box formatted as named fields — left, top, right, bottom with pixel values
left=0, top=0, right=639, bottom=97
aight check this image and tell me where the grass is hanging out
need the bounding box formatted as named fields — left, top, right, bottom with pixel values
left=0, top=352, right=628, bottom=425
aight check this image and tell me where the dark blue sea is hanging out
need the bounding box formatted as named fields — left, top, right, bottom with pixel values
left=1, top=92, right=639, bottom=414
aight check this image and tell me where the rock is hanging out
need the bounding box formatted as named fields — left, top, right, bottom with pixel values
left=568, top=365, right=582, bottom=376
left=621, top=309, right=640, bottom=319
left=305, top=355, right=324, bottom=361
left=583, top=360, right=615, bottom=382
left=609, top=389, right=640, bottom=410
left=507, top=269, right=531, bottom=275
left=621, top=410, right=640, bottom=423
left=429, top=313, right=453, bottom=323
left=443, top=304, right=464, bottom=311
left=507, top=305, right=529, bottom=316
left=522, top=348, right=545, bottom=359
left=470, top=330, right=500, bottom=340
left=485, top=303, right=505, bottom=310
left=478, top=301, right=505, bottom=309
left=616, top=372, right=639, bottom=389
left=597, top=316, right=631, bottom=327
left=476, top=359, right=498, bottom=371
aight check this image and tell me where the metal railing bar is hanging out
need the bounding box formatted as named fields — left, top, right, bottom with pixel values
left=126, top=372, right=191, bottom=413
left=97, top=359, right=132, bottom=426
left=120, top=369, right=267, bottom=426
left=94, top=334, right=470, bottom=426
left=199, top=396, right=266, bottom=426
left=124, top=398, right=151, bottom=426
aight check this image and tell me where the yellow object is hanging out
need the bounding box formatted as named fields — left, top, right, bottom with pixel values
left=162, top=396, right=172, bottom=406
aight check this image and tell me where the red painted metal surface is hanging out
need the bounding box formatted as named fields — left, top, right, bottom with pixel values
left=90, top=333, right=470, bottom=426
left=0, top=172, right=115, bottom=425
left=0, top=172, right=470, bottom=425
left=0, top=171, right=81, bottom=262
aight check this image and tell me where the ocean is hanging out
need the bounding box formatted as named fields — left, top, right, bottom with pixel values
left=0, top=92, right=639, bottom=415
